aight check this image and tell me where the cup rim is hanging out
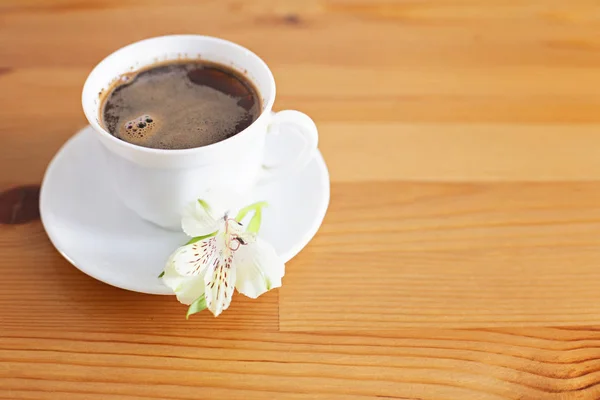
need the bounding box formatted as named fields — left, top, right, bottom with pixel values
left=82, top=35, right=276, bottom=155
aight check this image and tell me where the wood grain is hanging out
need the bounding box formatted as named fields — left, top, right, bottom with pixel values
left=3, top=0, right=600, bottom=399
left=0, top=222, right=279, bottom=332
left=281, top=182, right=600, bottom=329
left=5, top=328, right=600, bottom=399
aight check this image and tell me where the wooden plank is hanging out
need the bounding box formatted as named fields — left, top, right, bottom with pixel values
left=280, top=182, right=600, bottom=329
left=2, top=67, right=600, bottom=127
left=1, top=0, right=600, bottom=70
left=318, top=123, right=600, bottom=181
left=0, top=223, right=279, bottom=332
left=2, top=328, right=600, bottom=399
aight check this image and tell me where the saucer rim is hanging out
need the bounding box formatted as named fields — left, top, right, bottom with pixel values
left=40, top=125, right=330, bottom=295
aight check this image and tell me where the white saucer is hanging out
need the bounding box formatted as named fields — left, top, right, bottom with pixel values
left=40, top=126, right=330, bottom=295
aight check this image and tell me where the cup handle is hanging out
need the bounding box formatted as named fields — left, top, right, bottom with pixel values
left=256, top=110, right=319, bottom=185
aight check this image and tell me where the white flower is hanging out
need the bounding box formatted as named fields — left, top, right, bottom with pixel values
left=161, top=199, right=285, bottom=317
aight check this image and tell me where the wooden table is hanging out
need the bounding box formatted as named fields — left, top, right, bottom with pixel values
left=2, top=1, right=600, bottom=399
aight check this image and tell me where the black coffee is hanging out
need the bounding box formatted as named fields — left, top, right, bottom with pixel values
left=100, top=60, right=261, bottom=149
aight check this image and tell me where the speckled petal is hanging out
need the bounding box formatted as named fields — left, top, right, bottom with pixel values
left=204, top=246, right=237, bottom=317
left=161, top=249, right=206, bottom=305
left=172, top=237, right=219, bottom=277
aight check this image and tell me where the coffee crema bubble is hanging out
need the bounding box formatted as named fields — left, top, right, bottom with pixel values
left=118, top=114, right=159, bottom=145
left=99, top=60, right=261, bottom=150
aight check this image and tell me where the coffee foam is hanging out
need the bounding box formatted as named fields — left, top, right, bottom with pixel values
left=101, top=62, right=260, bottom=150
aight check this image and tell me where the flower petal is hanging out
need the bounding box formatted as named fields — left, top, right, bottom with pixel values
left=181, top=200, right=220, bottom=237
left=204, top=247, right=236, bottom=316
left=173, top=276, right=206, bottom=305
left=162, top=249, right=205, bottom=305
left=182, top=187, right=252, bottom=237
left=234, top=238, right=285, bottom=299
left=171, top=237, right=219, bottom=276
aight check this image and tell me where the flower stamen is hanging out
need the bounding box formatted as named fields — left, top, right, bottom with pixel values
left=228, top=239, right=241, bottom=252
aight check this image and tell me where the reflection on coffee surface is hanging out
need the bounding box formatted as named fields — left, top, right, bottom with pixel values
left=100, top=60, right=261, bottom=149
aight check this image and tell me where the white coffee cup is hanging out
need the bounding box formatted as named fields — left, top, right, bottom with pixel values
left=82, top=35, right=318, bottom=230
